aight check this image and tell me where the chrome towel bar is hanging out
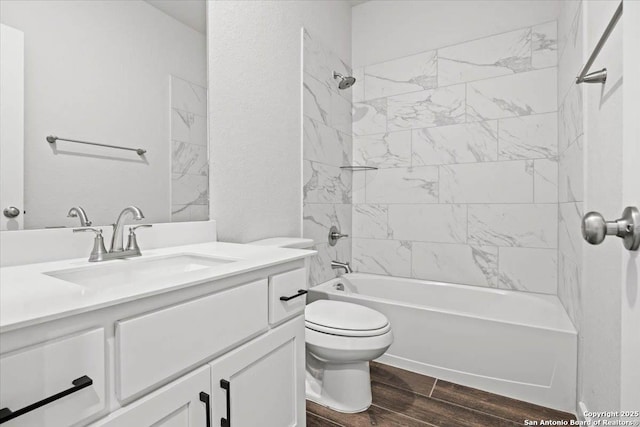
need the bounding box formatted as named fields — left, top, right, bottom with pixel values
left=576, top=1, right=622, bottom=84
left=47, top=135, right=147, bottom=155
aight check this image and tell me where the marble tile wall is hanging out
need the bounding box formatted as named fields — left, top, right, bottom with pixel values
left=557, top=1, right=584, bottom=329
left=170, top=75, right=209, bottom=222
left=351, top=23, right=560, bottom=294
left=302, top=29, right=353, bottom=286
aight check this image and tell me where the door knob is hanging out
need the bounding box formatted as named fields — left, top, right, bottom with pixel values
left=3, top=207, right=20, bottom=218
left=581, top=206, right=640, bottom=251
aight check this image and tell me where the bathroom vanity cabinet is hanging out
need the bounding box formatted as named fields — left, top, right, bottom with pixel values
left=0, top=243, right=311, bottom=427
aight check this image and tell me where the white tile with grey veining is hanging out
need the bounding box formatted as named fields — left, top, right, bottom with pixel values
left=303, top=116, right=351, bottom=166
left=171, top=205, right=192, bottom=223
left=558, top=249, right=582, bottom=327
left=558, top=201, right=583, bottom=326
left=364, top=50, right=437, bottom=99
left=388, top=204, right=467, bottom=243
left=352, top=238, right=411, bottom=277
left=171, top=204, right=209, bottom=223
left=534, top=159, right=558, bottom=203
left=303, top=28, right=330, bottom=83
left=308, top=243, right=337, bottom=287
left=353, top=98, right=387, bottom=136
left=558, top=83, right=583, bottom=153
left=190, top=114, right=207, bottom=146
left=353, top=67, right=365, bottom=103
left=438, top=28, right=531, bottom=86
left=352, top=171, right=366, bottom=204
left=498, top=113, right=558, bottom=160
left=352, top=204, right=388, bottom=239
left=171, top=173, right=209, bottom=206
left=303, top=73, right=332, bottom=125
left=303, top=160, right=351, bottom=203
left=353, top=131, right=411, bottom=168
left=558, top=2, right=583, bottom=98
left=331, top=91, right=352, bottom=135
left=387, top=84, right=465, bottom=131
left=412, top=243, right=498, bottom=287
left=532, top=21, right=558, bottom=69
left=171, top=108, right=192, bottom=144
left=303, top=29, right=352, bottom=100
left=466, top=68, right=557, bottom=121
left=412, top=121, right=498, bottom=166
left=303, top=203, right=351, bottom=245
left=171, top=76, right=207, bottom=116
left=559, top=135, right=583, bottom=202
left=558, top=0, right=582, bottom=57
left=172, top=141, right=208, bottom=177
left=468, top=204, right=557, bottom=248
left=439, top=160, right=534, bottom=203
left=366, top=166, right=438, bottom=204
left=498, top=247, right=557, bottom=294
left=559, top=202, right=583, bottom=265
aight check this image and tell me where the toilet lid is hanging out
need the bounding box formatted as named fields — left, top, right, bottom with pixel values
left=305, top=300, right=389, bottom=334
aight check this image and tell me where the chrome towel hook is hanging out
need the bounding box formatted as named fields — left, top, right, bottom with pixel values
left=582, top=206, right=640, bottom=251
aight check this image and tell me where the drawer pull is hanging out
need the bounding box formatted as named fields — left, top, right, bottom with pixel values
left=0, top=375, right=93, bottom=424
left=279, top=289, right=308, bottom=301
left=199, top=391, right=211, bottom=427
left=220, top=379, right=230, bottom=427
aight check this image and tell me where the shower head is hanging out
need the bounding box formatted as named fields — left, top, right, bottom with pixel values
left=333, top=71, right=356, bottom=90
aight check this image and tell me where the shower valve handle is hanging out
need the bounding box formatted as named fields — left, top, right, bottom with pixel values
left=328, top=226, right=349, bottom=246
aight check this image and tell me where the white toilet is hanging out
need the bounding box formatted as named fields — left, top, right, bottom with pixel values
left=248, top=237, right=394, bottom=413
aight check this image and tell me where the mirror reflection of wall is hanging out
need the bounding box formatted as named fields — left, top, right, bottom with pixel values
left=0, top=0, right=208, bottom=230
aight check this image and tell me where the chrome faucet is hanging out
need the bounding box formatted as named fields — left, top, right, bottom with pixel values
left=74, top=205, right=151, bottom=262
left=67, top=206, right=92, bottom=226
left=110, top=206, right=144, bottom=252
left=331, top=260, right=352, bottom=275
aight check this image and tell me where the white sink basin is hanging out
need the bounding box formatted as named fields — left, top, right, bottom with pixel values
left=45, top=253, right=237, bottom=289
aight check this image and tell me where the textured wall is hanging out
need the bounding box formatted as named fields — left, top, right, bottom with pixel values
left=302, top=30, right=353, bottom=286
left=349, top=23, right=560, bottom=294
left=208, top=1, right=352, bottom=243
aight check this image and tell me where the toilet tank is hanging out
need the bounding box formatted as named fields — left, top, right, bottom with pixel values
left=247, top=237, right=314, bottom=249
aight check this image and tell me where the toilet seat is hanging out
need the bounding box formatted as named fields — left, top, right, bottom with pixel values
left=305, top=300, right=390, bottom=337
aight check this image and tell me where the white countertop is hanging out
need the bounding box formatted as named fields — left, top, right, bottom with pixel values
left=0, top=242, right=314, bottom=333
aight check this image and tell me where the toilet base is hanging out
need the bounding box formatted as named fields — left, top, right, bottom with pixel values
left=305, top=351, right=372, bottom=413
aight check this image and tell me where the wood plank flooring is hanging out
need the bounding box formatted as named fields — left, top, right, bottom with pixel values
left=306, top=362, right=576, bottom=426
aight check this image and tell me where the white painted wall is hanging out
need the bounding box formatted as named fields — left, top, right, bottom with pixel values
left=352, top=0, right=559, bottom=68
left=0, top=1, right=205, bottom=229
left=581, top=0, right=624, bottom=414
left=208, top=1, right=351, bottom=243
left=620, top=0, right=640, bottom=412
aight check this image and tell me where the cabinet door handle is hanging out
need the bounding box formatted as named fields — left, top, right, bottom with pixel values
left=0, top=375, right=93, bottom=424
left=279, top=289, right=308, bottom=301
left=199, top=392, right=211, bottom=427
left=220, top=379, right=230, bottom=427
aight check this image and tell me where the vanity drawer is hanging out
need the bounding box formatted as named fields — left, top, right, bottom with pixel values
left=116, top=279, right=268, bottom=401
left=268, top=268, right=307, bottom=325
left=0, top=328, right=106, bottom=427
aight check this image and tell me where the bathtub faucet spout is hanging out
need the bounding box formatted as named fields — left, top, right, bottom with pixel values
left=331, top=260, right=352, bottom=275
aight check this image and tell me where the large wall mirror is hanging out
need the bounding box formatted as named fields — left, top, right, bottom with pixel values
left=0, top=0, right=208, bottom=231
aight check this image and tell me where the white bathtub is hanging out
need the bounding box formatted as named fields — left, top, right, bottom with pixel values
left=308, top=273, right=577, bottom=413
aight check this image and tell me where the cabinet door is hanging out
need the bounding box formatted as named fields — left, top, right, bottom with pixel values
left=92, top=366, right=210, bottom=427
left=209, top=316, right=305, bottom=427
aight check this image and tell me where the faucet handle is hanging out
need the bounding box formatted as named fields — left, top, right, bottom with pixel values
left=73, top=228, right=108, bottom=262
left=73, top=227, right=103, bottom=235
left=131, top=224, right=152, bottom=232
left=126, top=224, right=152, bottom=252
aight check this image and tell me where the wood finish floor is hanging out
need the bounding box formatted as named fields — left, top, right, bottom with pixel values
left=306, top=362, right=576, bottom=426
